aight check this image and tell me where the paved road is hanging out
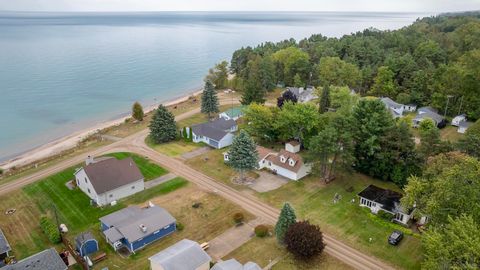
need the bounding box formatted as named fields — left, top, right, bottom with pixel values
left=0, top=99, right=395, bottom=270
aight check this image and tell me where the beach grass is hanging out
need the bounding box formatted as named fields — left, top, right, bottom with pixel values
left=106, top=152, right=168, bottom=180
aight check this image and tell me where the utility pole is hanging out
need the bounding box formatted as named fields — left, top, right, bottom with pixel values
left=444, top=95, right=454, bottom=118
left=457, top=96, right=464, bottom=116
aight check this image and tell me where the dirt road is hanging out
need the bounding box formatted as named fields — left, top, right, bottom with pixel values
left=0, top=100, right=396, bottom=270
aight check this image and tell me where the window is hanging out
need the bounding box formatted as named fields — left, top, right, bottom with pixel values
left=84, top=177, right=88, bottom=183
left=76, top=179, right=79, bottom=185
left=154, top=230, right=160, bottom=234
left=131, top=186, right=135, bottom=190
left=396, top=213, right=404, bottom=221
left=164, top=225, right=170, bottom=229
left=87, top=188, right=91, bottom=194
left=280, top=156, right=286, bottom=163
left=289, top=160, right=295, bottom=167
left=109, top=194, right=113, bottom=198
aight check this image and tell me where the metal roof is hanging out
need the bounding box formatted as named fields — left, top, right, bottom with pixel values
left=78, top=157, right=144, bottom=194
left=0, top=229, right=11, bottom=255
left=212, top=259, right=261, bottom=270
left=99, top=205, right=176, bottom=243
left=2, top=248, right=67, bottom=270
left=149, top=239, right=211, bottom=270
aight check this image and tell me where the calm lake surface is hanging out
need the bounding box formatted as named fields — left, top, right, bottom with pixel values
left=0, top=11, right=430, bottom=161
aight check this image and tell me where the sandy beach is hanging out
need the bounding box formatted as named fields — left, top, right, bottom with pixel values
left=0, top=89, right=203, bottom=171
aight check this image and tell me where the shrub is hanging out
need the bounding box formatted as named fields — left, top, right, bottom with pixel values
left=233, top=212, right=244, bottom=224
left=40, top=216, right=61, bottom=244
left=377, top=210, right=394, bottom=221
left=0, top=168, right=3, bottom=175
left=255, top=224, right=269, bottom=237
left=284, top=221, right=325, bottom=260
left=176, top=222, right=185, bottom=231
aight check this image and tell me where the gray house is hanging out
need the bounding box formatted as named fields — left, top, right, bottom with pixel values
left=2, top=248, right=67, bottom=270
left=100, top=204, right=176, bottom=253
left=149, top=239, right=211, bottom=270
left=74, top=156, right=145, bottom=206
left=191, top=118, right=237, bottom=149
left=285, top=87, right=317, bottom=103
left=0, top=229, right=11, bottom=261
left=412, top=107, right=446, bottom=128
left=212, top=259, right=262, bottom=270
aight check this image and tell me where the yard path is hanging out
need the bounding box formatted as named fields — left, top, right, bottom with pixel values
left=144, top=172, right=177, bottom=189
left=207, top=218, right=264, bottom=260
left=0, top=97, right=396, bottom=270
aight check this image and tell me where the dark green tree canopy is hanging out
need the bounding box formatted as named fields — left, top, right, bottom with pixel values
left=227, top=130, right=259, bottom=180
left=275, top=202, right=297, bottom=244
left=149, top=104, right=177, bottom=144
left=132, top=101, right=144, bottom=121
left=201, top=80, right=219, bottom=118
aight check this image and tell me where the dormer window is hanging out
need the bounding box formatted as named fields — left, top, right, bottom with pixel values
left=289, top=159, right=296, bottom=167
left=280, top=155, right=286, bottom=163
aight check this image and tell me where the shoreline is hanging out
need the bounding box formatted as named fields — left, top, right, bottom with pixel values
left=0, top=88, right=203, bottom=170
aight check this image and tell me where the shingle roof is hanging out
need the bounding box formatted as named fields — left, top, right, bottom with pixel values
left=75, top=231, right=95, bottom=247
left=414, top=107, right=444, bottom=125
left=0, top=229, right=11, bottom=255
left=3, top=248, right=67, bottom=270
left=212, top=259, right=261, bottom=270
left=266, top=149, right=305, bottom=173
left=358, top=185, right=404, bottom=213
left=381, top=97, right=403, bottom=109
left=191, top=118, right=236, bottom=141
left=99, top=205, right=175, bottom=243
left=149, top=239, right=211, bottom=270
left=79, top=157, right=144, bottom=194
left=256, top=146, right=275, bottom=160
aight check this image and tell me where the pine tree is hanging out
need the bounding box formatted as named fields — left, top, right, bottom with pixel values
left=319, top=85, right=331, bottom=113
left=275, top=202, right=297, bottom=244
left=227, top=130, right=259, bottom=181
left=132, top=101, right=144, bottom=121
left=201, top=80, right=219, bottom=119
left=149, top=104, right=177, bottom=144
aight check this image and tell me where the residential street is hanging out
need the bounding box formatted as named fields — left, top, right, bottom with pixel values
left=0, top=102, right=395, bottom=270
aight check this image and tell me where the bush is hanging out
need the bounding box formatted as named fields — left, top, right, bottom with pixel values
left=254, top=224, right=269, bottom=237
left=233, top=212, right=244, bottom=224
left=0, top=168, right=3, bottom=175
left=284, top=221, right=325, bottom=260
left=176, top=222, right=185, bottom=231
left=40, top=216, right=61, bottom=244
left=377, top=210, right=394, bottom=221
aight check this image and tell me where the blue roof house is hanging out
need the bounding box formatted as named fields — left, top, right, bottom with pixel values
left=99, top=204, right=176, bottom=254
left=75, top=231, right=99, bottom=257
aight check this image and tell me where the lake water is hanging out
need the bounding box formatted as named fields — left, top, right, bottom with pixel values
left=0, top=11, right=430, bottom=161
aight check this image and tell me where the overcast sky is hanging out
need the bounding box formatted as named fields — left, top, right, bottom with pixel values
left=0, top=0, right=479, bottom=12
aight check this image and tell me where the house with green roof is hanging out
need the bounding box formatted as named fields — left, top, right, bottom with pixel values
left=219, top=106, right=245, bottom=121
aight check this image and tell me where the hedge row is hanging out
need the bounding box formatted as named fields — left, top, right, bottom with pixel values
left=40, top=216, right=61, bottom=244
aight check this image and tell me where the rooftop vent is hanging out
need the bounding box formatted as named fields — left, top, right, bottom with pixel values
left=140, top=224, right=147, bottom=233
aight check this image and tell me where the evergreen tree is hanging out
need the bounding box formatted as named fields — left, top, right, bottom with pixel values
left=149, top=104, right=177, bottom=144
left=201, top=80, right=219, bottom=119
left=275, top=202, right=297, bottom=244
left=132, top=101, right=144, bottom=121
left=277, top=90, right=298, bottom=108
left=319, top=85, right=331, bottom=113
left=227, top=130, right=259, bottom=181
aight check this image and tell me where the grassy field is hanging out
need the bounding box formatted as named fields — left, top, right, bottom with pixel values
left=145, top=136, right=202, bottom=157
left=225, top=236, right=352, bottom=270
left=186, top=148, right=259, bottom=189
left=106, top=152, right=168, bottom=180
left=257, top=173, right=423, bottom=269
left=440, top=125, right=464, bottom=142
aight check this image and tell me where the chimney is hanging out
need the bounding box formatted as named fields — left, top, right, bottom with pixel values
left=85, top=155, right=94, bottom=165
left=139, top=224, right=147, bottom=233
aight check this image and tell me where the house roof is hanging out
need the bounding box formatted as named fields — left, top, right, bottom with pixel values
left=2, top=248, right=67, bottom=270
left=191, top=118, right=236, bottom=141
left=99, top=205, right=176, bottom=243
left=414, top=110, right=444, bottom=124
left=256, top=146, right=275, bottom=160
left=358, top=185, right=405, bottom=213
left=0, top=229, right=11, bottom=255
left=287, top=140, right=300, bottom=147
left=381, top=97, right=403, bottom=109
left=149, top=239, right=211, bottom=270
left=453, top=114, right=467, bottom=121
left=211, top=259, right=261, bottom=270
left=459, top=121, right=473, bottom=128
left=222, top=106, right=245, bottom=118
left=75, top=231, right=96, bottom=247
left=286, top=87, right=317, bottom=101
left=79, top=157, right=144, bottom=194
left=266, top=149, right=305, bottom=173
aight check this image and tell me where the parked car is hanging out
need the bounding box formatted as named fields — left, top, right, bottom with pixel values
left=388, top=230, right=404, bottom=245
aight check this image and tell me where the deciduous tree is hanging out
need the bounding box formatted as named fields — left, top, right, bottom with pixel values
left=277, top=89, right=298, bottom=108
left=132, top=101, right=144, bottom=121
left=318, top=57, right=361, bottom=88
left=284, top=221, right=325, bottom=260
left=369, top=66, right=397, bottom=97
left=243, top=103, right=279, bottom=142
left=275, top=102, right=318, bottom=146
left=458, top=119, right=480, bottom=158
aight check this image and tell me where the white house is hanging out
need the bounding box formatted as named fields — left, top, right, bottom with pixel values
left=404, top=104, right=417, bottom=112
left=74, top=156, right=145, bottom=206
left=285, top=87, right=318, bottom=103
left=358, top=185, right=413, bottom=225
left=458, top=121, right=472, bottom=134
left=149, top=239, right=211, bottom=270
left=256, top=141, right=310, bottom=181
left=191, top=118, right=237, bottom=149
left=380, top=97, right=404, bottom=118
left=452, top=114, right=467, bottom=126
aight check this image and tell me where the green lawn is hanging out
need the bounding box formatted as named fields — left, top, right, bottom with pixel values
left=440, top=125, right=464, bottom=142
left=106, top=152, right=168, bottom=180
left=258, top=173, right=423, bottom=270
left=145, top=136, right=202, bottom=157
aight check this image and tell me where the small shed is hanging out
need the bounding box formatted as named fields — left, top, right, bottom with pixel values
left=452, top=114, right=467, bottom=126
left=75, top=232, right=99, bottom=257
left=458, top=121, right=472, bottom=134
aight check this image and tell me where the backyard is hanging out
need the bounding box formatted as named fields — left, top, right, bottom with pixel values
left=145, top=136, right=203, bottom=157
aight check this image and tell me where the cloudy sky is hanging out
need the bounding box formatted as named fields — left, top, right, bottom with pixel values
left=0, top=0, right=479, bottom=12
